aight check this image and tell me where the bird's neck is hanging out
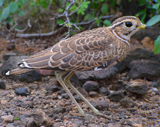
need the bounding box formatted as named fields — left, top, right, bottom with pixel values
left=111, top=29, right=130, bottom=47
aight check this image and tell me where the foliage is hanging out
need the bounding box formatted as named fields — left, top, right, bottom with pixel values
left=154, top=35, right=160, bottom=54
left=0, top=0, right=28, bottom=23
left=0, top=0, right=160, bottom=53
left=142, top=0, right=160, bottom=54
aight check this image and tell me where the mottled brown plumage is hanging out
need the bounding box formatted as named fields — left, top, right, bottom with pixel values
left=6, top=16, right=148, bottom=119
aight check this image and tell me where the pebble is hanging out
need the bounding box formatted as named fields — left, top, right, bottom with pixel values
left=0, top=80, right=6, bottom=89
left=108, top=90, right=125, bottom=102
left=150, top=81, right=160, bottom=88
left=61, top=93, right=69, bottom=99
left=15, top=87, right=29, bottom=96
left=120, top=98, right=137, bottom=108
left=88, top=91, right=98, bottom=97
left=52, top=107, right=66, bottom=114
left=1, top=99, right=8, bottom=105
left=105, top=123, right=121, bottom=127
left=6, top=123, right=16, bottom=127
left=91, top=99, right=109, bottom=110
left=19, top=70, right=41, bottom=83
left=1, top=115, right=14, bottom=123
left=125, top=82, right=148, bottom=95
left=82, top=81, right=99, bottom=92
left=27, top=110, right=52, bottom=127
left=99, top=87, right=110, bottom=96
left=74, top=95, right=82, bottom=102
left=132, top=123, right=143, bottom=127
left=45, top=85, right=61, bottom=93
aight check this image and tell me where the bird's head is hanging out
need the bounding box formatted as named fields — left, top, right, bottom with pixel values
left=109, top=16, right=150, bottom=42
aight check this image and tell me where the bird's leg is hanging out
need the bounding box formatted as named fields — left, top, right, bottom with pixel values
left=55, top=71, right=85, bottom=116
left=64, top=71, right=112, bottom=119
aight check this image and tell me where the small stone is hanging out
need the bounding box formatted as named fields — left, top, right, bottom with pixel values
left=52, top=107, right=66, bottom=114
left=125, top=82, right=148, bottom=95
left=128, top=60, right=160, bottom=80
left=27, top=109, right=52, bottom=127
left=120, top=98, right=137, bottom=108
left=46, top=85, right=61, bottom=93
left=1, top=115, right=14, bottom=123
left=61, top=93, right=69, bottom=99
left=15, top=87, right=29, bottom=96
left=6, top=123, right=16, bottom=127
left=3, top=53, right=17, bottom=61
left=99, top=87, right=110, bottom=96
left=0, top=80, right=6, bottom=89
left=1, top=99, right=8, bottom=105
left=74, top=95, right=82, bottom=102
left=108, top=90, right=125, bottom=102
left=151, top=87, right=159, bottom=92
left=73, top=119, right=84, bottom=126
left=19, top=114, right=30, bottom=123
left=19, top=70, right=41, bottom=83
left=150, top=81, right=160, bottom=89
left=91, top=99, right=109, bottom=110
left=88, top=91, right=98, bottom=97
left=82, top=81, right=99, bottom=92
left=105, top=123, right=121, bottom=127
left=141, top=103, right=151, bottom=110
left=132, top=123, right=143, bottom=127
left=53, top=114, right=59, bottom=120
left=21, top=101, right=33, bottom=108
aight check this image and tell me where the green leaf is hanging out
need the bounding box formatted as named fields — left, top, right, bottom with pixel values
left=14, top=117, right=19, bottom=121
left=65, top=23, right=71, bottom=27
left=58, top=8, right=63, bottom=13
left=146, top=15, right=160, bottom=26
left=2, top=7, right=10, bottom=20
left=101, top=3, right=108, bottom=14
left=70, top=4, right=78, bottom=12
left=0, top=0, right=4, bottom=7
left=9, top=2, right=18, bottom=13
left=84, top=13, right=94, bottom=21
left=22, top=0, right=28, bottom=4
left=17, top=10, right=24, bottom=16
left=6, top=17, right=12, bottom=24
left=154, top=35, right=160, bottom=54
left=103, top=20, right=111, bottom=26
left=95, top=17, right=100, bottom=26
left=0, top=15, right=2, bottom=22
left=152, top=3, right=160, bottom=9
left=77, top=1, right=90, bottom=15
left=139, top=0, right=147, bottom=6
left=56, top=19, right=64, bottom=25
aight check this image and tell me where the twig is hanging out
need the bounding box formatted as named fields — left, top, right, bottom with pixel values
left=75, top=15, right=114, bottom=26
left=4, top=22, right=18, bottom=32
left=15, top=19, right=31, bottom=32
left=16, top=26, right=65, bottom=38
left=4, top=19, right=31, bottom=33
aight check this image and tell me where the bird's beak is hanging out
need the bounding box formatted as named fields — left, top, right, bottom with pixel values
left=137, top=24, right=150, bottom=29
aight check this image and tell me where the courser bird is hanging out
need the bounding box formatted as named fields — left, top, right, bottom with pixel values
left=6, top=16, right=149, bottom=119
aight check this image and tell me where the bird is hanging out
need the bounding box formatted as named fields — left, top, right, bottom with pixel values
left=6, top=16, right=149, bottom=119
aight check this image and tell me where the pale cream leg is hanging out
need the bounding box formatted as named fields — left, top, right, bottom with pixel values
left=64, top=71, right=112, bottom=119
left=55, top=71, right=85, bottom=116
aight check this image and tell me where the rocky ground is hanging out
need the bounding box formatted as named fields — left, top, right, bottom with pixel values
left=0, top=34, right=160, bottom=127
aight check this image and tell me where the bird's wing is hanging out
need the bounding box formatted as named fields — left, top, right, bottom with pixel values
left=17, top=27, right=118, bottom=71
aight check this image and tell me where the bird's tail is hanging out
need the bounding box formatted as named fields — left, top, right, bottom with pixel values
left=6, top=68, right=33, bottom=76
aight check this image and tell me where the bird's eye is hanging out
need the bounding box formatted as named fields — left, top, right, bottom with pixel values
left=125, top=22, right=133, bottom=27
